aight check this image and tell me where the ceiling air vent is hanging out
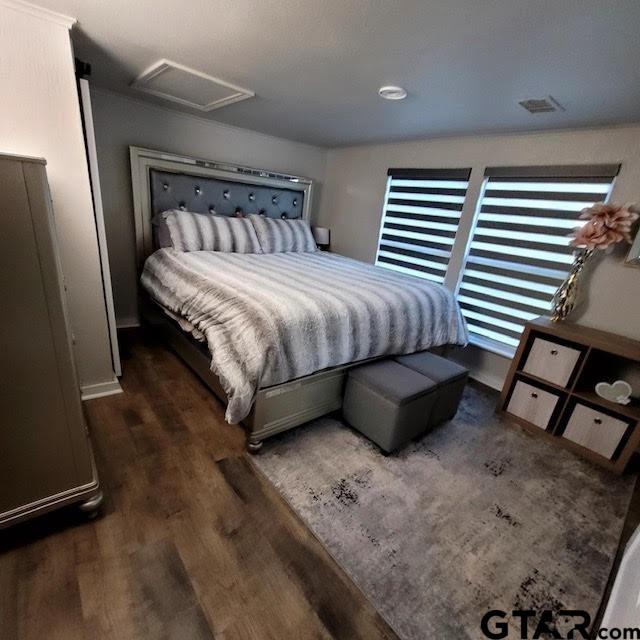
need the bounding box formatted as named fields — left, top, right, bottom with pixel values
left=131, top=59, right=254, bottom=112
left=518, top=96, right=565, bottom=114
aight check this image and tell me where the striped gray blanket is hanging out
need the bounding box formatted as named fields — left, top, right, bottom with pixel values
left=141, top=249, right=468, bottom=423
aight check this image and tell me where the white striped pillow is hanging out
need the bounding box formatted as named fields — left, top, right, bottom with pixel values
left=249, top=214, right=317, bottom=253
left=160, top=210, right=262, bottom=253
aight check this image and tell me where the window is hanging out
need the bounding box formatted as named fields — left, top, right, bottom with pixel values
left=375, top=168, right=471, bottom=284
left=457, top=164, right=620, bottom=354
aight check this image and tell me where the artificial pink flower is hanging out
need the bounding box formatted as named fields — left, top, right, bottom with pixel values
left=570, top=202, right=639, bottom=250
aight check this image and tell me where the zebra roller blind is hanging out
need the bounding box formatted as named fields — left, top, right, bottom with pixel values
left=375, top=168, right=472, bottom=283
left=458, top=164, right=620, bottom=353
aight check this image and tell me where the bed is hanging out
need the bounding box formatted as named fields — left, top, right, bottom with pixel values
left=131, top=146, right=467, bottom=451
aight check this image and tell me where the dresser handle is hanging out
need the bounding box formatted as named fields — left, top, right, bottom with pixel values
left=594, top=417, right=603, bottom=425
left=550, top=349, right=558, bottom=355
left=531, top=392, right=538, bottom=399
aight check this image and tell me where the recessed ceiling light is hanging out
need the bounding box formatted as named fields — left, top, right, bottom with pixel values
left=378, top=85, right=407, bottom=101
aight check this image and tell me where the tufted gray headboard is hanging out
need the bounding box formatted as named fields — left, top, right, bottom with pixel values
left=149, top=169, right=305, bottom=220
left=130, top=146, right=313, bottom=267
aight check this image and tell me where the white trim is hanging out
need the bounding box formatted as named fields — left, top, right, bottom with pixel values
left=80, top=79, right=122, bottom=377
left=468, top=333, right=517, bottom=359
left=448, top=348, right=507, bottom=391
left=452, top=175, right=488, bottom=296
left=131, top=59, right=254, bottom=112
left=81, top=378, right=123, bottom=400
left=0, top=0, right=76, bottom=28
left=468, top=369, right=504, bottom=392
left=374, top=175, right=394, bottom=265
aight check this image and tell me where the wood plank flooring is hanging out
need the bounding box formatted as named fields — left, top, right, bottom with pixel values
left=0, top=331, right=398, bottom=640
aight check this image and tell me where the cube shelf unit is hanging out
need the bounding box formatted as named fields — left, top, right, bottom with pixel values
left=499, top=317, right=640, bottom=474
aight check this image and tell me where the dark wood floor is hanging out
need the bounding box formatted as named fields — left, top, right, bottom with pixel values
left=0, top=331, right=397, bottom=640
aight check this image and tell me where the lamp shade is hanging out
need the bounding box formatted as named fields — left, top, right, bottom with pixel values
left=312, top=226, right=330, bottom=246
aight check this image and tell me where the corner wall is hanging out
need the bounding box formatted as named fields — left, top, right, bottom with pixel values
left=317, top=125, right=640, bottom=388
left=90, top=89, right=327, bottom=327
left=0, top=2, right=116, bottom=391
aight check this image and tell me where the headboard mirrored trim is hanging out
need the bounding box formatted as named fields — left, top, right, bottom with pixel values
left=130, top=146, right=313, bottom=268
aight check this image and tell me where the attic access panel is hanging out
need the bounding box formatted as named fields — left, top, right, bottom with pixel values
left=131, top=59, right=254, bottom=112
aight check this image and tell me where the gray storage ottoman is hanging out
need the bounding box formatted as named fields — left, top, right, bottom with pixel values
left=342, top=360, right=438, bottom=453
left=394, top=351, right=468, bottom=427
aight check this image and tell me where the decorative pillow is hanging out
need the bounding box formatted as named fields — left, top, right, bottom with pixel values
left=159, top=210, right=262, bottom=253
left=249, top=214, right=317, bottom=253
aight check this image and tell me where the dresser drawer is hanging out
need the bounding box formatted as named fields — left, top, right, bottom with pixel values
left=562, top=404, right=630, bottom=459
left=507, top=381, right=560, bottom=430
left=523, top=337, right=581, bottom=387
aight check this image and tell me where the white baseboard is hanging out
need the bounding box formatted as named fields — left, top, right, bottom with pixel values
left=448, top=344, right=509, bottom=392
left=81, top=378, right=123, bottom=400
left=468, top=369, right=503, bottom=392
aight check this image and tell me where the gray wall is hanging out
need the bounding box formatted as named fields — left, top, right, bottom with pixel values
left=90, top=86, right=640, bottom=390
left=91, top=89, right=327, bottom=326
left=317, top=124, right=640, bottom=389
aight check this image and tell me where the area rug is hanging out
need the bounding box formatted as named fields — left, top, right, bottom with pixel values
left=252, top=384, right=635, bottom=640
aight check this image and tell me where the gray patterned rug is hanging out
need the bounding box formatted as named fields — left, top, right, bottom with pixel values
left=252, top=384, right=635, bottom=640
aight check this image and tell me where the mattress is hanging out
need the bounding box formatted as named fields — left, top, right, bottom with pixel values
left=141, top=249, right=468, bottom=423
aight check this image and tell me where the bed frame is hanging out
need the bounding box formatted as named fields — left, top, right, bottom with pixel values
left=140, top=294, right=354, bottom=452
left=131, top=146, right=450, bottom=451
left=130, top=146, right=367, bottom=452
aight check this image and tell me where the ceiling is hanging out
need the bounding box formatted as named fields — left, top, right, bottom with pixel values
left=35, top=0, right=640, bottom=147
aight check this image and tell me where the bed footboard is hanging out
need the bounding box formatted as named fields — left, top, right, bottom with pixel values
left=245, top=366, right=346, bottom=448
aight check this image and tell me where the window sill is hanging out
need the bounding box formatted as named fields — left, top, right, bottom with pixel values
left=467, top=334, right=516, bottom=360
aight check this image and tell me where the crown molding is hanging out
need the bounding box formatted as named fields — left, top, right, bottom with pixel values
left=0, top=0, right=76, bottom=29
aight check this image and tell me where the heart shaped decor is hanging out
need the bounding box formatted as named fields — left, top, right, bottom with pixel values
left=595, top=380, right=633, bottom=405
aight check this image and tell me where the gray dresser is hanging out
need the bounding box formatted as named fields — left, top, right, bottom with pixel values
left=0, top=153, right=102, bottom=527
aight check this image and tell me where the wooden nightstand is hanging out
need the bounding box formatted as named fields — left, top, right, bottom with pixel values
left=498, top=317, right=640, bottom=474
